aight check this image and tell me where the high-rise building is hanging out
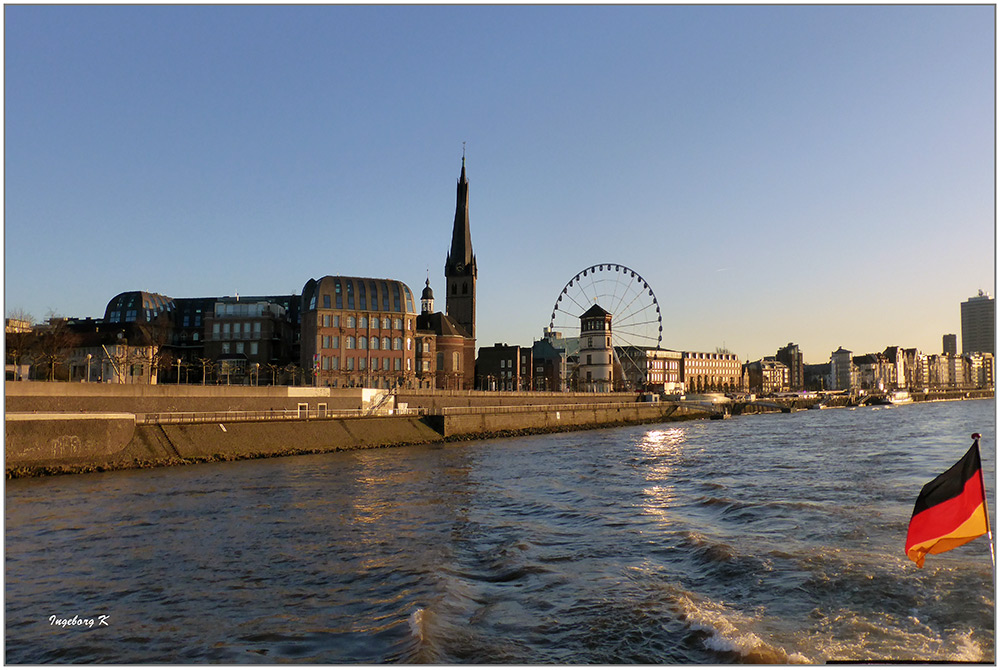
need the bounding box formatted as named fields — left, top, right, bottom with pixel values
left=943, top=333, right=957, bottom=355
left=775, top=342, right=804, bottom=390
left=961, top=291, right=994, bottom=354
left=830, top=346, right=854, bottom=391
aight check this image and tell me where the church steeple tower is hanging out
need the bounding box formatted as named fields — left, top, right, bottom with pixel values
left=444, top=149, right=477, bottom=339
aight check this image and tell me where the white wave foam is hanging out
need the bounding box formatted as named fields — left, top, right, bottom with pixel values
left=672, top=593, right=812, bottom=664
left=948, top=630, right=983, bottom=662
left=408, top=608, right=425, bottom=642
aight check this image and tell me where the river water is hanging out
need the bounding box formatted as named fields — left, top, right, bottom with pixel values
left=5, top=398, right=995, bottom=663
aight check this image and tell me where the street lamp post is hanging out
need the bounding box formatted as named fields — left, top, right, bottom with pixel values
left=85, top=353, right=92, bottom=382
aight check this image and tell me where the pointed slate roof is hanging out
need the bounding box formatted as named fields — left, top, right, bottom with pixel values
left=580, top=304, right=611, bottom=319
left=445, top=155, right=475, bottom=272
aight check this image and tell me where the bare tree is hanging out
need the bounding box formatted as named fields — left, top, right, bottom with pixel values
left=265, top=362, right=281, bottom=386
left=197, top=357, right=214, bottom=385
left=5, top=309, right=36, bottom=380
left=35, top=316, right=79, bottom=381
left=135, top=312, right=173, bottom=384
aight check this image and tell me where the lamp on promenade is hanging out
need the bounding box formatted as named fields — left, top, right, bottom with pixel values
left=85, top=353, right=92, bottom=382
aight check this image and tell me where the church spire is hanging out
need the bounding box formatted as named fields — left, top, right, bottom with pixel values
left=444, top=149, right=477, bottom=340
left=446, top=147, right=475, bottom=274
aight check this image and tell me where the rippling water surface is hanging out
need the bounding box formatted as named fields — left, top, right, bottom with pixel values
left=6, top=398, right=995, bottom=663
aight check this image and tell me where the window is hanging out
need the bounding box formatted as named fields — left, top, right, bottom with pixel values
left=332, top=357, right=339, bottom=370
left=250, top=342, right=258, bottom=355
left=254, top=322, right=261, bottom=336
left=193, top=332, right=199, bottom=342
left=359, top=316, right=367, bottom=329
left=407, top=338, right=412, bottom=351
left=394, top=358, right=402, bottom=371
left=347, top=316, right=356, bottom=328
left=322, top=336, right=331, bottom=349
left=346, top=357, right=355, bottom=371
left=358, top=282, right=367, bottom=311
left=383, top=337, right=390, bottom=350
left=359, top=336, right=368, bottom=349
left=323, top=314, right=331, bottom=328
left=394, top=318, right=402, bottom=330
left=383, top=317, right=391, bottom=329
left=406, top=318, right=411, bottom=331
left=346, top=336, right=356, bottom=349
left=453, top=352, right=460, bottom=369
left=333, top=315, right=340, bottom=328
left=393, top=337, right=402, bottom=350
left=335, top=281, right=343, bottom=309
left=406, top=358, right=411, bottom=371
left=332, top=336, right=340, bottom=348
left=236, top=342, right=244, bottom=354
left=213, top=323, right=221, bottom=339
left=323, top=294, right=331, bottom=308
left=383, top=357, right=389, bottom=371
left=223, top=323, right=231, bottom=338
left=371, top=337, right=380, bottom=350
left=222, top=343, right=231, bottom=354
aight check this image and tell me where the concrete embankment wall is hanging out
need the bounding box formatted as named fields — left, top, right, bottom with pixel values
left=6, top=413, right=446, bottom=477
left=5, top=382, right=368, bottom=415
left=428, top=403, right=706, bottom=438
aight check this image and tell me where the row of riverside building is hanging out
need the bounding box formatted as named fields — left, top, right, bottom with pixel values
left=6, top=158, right=996, bottom=395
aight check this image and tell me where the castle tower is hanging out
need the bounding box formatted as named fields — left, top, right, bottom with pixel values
left=444, top=154, right=477, bottom=339
left=579, top=304, right=613, bottom=392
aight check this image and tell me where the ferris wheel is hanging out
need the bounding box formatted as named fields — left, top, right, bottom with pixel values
left=548, top=264, right=663, bottom=389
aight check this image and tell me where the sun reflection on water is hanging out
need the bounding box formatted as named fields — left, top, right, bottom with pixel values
left=638, top=427, right=689, bottom=523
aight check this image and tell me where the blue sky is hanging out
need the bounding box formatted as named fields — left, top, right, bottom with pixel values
left=4, top=5, right=994, bottom=362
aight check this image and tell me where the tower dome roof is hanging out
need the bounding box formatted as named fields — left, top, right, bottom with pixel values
left=421, top=278, right=434, bottom=300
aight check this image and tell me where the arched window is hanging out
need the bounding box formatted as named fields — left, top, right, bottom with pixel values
left=359, top=336, right=368, bottom=349
left=371, top=337, right=380, bottom=350
left=359, top=316, right=367, bottom=329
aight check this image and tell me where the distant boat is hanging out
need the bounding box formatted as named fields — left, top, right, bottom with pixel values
left=888, top=391, right=913, bottom=405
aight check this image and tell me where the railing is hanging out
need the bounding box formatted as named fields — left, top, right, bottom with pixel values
left=136, top=407, right=425, bottom=425
left=435, top=401, right=667, bottom=415
left=133, top=400, right=676, bottom=425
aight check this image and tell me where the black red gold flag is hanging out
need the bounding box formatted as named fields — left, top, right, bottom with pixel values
left=905, top=438, right=990, bottom=568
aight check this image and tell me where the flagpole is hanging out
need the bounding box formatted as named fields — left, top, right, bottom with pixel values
left=972, top=433, right=995, bottom=570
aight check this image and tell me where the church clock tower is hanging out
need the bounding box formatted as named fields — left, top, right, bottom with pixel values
left=444, top=153, right=477, bottom=339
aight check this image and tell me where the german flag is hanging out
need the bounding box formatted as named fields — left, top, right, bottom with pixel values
left=905, top=437, right=990, bottom=568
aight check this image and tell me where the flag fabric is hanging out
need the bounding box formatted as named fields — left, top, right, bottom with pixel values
left=905, top=439, right=990, bottom=568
